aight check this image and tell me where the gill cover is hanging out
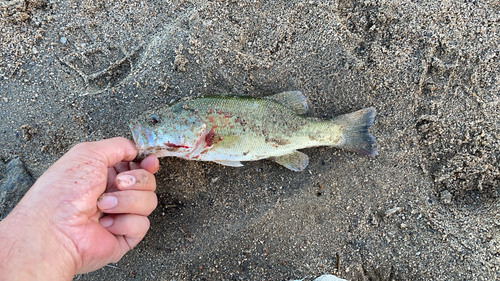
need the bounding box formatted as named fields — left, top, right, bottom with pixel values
left=129, top=106, right=205, bottom=158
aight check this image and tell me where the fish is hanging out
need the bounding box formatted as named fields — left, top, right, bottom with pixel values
left=129, top=91, right=377, bottom=171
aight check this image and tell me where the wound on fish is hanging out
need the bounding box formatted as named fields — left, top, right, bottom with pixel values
left=205, top=128, right=216, bottom=147
left=165, top=142, right=190, bottom=149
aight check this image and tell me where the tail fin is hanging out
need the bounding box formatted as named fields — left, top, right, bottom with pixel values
left=335, top=107, right=377, bottom=156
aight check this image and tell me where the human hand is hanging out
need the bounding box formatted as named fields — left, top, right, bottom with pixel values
left=0, top=137, right=159, bottom=280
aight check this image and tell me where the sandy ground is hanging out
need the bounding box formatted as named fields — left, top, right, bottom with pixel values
left=1, top=0, right=499, bottom=280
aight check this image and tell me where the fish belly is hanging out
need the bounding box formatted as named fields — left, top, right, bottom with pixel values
left=198, top=120, right=342, bottom=162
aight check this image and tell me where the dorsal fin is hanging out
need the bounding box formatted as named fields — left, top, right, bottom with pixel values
left=265, top=91, right=309, bottom=115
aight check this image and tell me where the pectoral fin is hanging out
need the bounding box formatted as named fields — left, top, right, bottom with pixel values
left=273, top=151, right=309, bottom=172
left=212, top=160, right=244, bottom=167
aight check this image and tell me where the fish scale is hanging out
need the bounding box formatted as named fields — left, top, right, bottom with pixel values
left=180, top=97, right=310, bottom=159
left=130, top=91, right=377, bottom=171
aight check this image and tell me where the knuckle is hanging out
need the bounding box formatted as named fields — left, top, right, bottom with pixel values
left=110, top=255, right=122, bottom=263
left=143, top=217, right=150, bottom=229
left=129, top=215, right=149, bottom=233
left=137, top=216, right=150, bottom=232
left=121, top=193, right=137, bottom=210
left=116, top=192, right=134, bottom=211
left=150, top=193, right=158, bottom=208
left=125, top=215, right=137, bottom=229
left=144, top=199, right=157, bottom=215
left=137, top=171, right=150, bottom=183
left=72, top=142, right=91, bottom=151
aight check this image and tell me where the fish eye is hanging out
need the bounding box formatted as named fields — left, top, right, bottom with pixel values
left=148, top=114, right=160, bottom=126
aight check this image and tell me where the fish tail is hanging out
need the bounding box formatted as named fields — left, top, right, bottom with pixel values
left=334, top=107, right=377, bottom=156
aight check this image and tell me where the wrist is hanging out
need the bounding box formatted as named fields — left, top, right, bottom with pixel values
left=0, top=206, right=76, bottom=281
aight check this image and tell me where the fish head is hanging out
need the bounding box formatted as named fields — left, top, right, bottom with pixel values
left=129, top=108, right=206, bottom=159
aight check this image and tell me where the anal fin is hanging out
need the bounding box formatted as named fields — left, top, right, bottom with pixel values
left=272, top=151, right=309, bottom=172
left=212, top=160, right=244, bottom=167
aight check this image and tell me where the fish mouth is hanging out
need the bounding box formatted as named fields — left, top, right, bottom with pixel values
left=129, top=120, right=154, bottom=149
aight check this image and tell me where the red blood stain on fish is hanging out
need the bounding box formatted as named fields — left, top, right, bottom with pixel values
left=224, top=112, right=231, bottom=118
left=165, top=142, right=190, bottom=149
left=217, top=110, right=224, bottom=115
left=206, top=108, right=214, bottom=114
left=204, top=128, right=216, bottom=147
left=208, top=117, right=214, bottom=123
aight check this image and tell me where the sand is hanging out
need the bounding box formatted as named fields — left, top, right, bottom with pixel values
left=1, top=0, right=499, bottom=279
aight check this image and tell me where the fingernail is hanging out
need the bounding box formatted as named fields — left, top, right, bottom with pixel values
left=116, top=174, right=136, bottom=188
left=100, top=216, right=114, bottom=228
left=97, top=195, right=118, bottom=210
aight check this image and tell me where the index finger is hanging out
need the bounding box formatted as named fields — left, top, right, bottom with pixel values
left=69, top=137, right=138, bottom=168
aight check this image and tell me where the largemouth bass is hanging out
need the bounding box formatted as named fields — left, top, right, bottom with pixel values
left=130, top=91, right=377, bottom=171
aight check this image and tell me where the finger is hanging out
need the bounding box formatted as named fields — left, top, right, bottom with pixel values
left=115, top=169, right=156, bottom=191
left=113, top=162, right=131, bottom=174
left=69, top=137, right=138, bottom=168
left=106, top=167, right=118, bottom=190
left=113, top=158, right=151, bottom=174
left=112, top=155, right=157, bottom=177
left=98, top=190, right=157, bottom=216
left=129, top=161, right=142, bottom=170
left=99, top=214, right=150, bottom=250
left=140, top=155, right=159, bottom=174
left=107, top=166, right=157, bottom=193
